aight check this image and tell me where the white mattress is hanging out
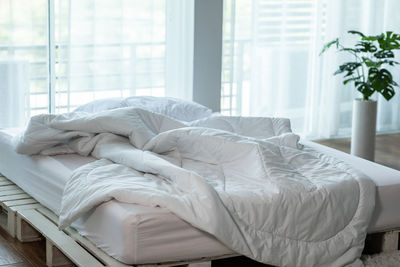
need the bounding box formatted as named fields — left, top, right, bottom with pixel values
left=0, top=128, right=233, bottom=264
left=1, top=129, right=400, bottom=264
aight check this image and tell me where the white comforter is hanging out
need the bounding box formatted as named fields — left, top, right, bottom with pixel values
left=14, top=108, right=375, bottom=267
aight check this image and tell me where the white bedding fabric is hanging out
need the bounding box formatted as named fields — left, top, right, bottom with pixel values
left=14, top=108, right=376, bottom=267
left=0, top=128, right=233, bottom=264
left=74, top=96, right=213, bottom=122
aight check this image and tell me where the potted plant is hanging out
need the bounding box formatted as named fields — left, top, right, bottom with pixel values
left=321, top=30, right=400, bottom=161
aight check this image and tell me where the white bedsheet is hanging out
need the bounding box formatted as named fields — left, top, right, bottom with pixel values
left=14, top=108, right=376, bottom=267
left=0, top=128, right=233, bottom=264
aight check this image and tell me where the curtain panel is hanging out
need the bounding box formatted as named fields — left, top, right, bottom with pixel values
left=0, top=0, right=193, bottom=126
left=221, top=0, right=400, bottom=139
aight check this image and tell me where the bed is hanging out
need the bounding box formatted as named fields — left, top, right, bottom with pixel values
left=0, top=97, right=399, bottom=266
left=0, top=127, right=400, bottom=266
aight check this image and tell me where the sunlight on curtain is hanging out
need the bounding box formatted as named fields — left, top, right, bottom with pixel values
left=55, top=0, right=193, bottom=113
left=0, top=0, right=48, bottom=126
left=222, top=0, right=400, bottom=138
left=0, top=0, right=193, bottom=125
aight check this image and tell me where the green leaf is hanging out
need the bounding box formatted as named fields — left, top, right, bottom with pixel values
left=334, top=62, right=362, bottom=76
left=362, top=57, right=399, bottom=68
left=383, top=60, right=400, bottom=66
left=381, top=85, right=395, bottom=101
left=367, top=68, right=397, bottom=100
left=343, top=76, right=361, bottom=85
left=362, top=33, right=383, bottom=42
left=355, top=81, right=375, bottom=100
left=339, top=47, right=361, bottom=53
left=376, top=31, right=400, bottom=50
left=356, top=41, right=377, bottom=52
left=362, top=57, right=377, bottom=67
left=374, top=50, right=395, bottom=58
left=320, top=38, right=339, bottom=55
left=348, top=30, right=366, bottom=37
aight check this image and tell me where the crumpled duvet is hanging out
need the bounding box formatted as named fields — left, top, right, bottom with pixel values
left=14, top=107, right=375, bottom=267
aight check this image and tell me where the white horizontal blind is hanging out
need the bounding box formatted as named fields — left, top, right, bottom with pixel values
left=255, top=0, right=326, bottom=45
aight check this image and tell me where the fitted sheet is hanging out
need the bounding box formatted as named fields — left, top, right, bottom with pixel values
left=0, top=128, right=233, bottom=264
left=1, top=129, right=400, bottom=263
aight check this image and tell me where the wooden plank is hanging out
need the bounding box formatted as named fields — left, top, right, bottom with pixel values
left=16, top=216, right=42, bottom=242
left=3, top=198, right=37, bottom=207
left=0, top=194, right=30, bottom=202
left=36, top=207, right=58, bottom=224
left=9, top=203, right=43, bottom=212
left=0, top=209, right=8, bottom=231
left=7, top=207, right=16, bottom=238
left=0, top=185, right=19, bottom=192
left=18, top=209, right=104, bottom=267
left=0, top=176, right=8, bottom=182
left=0, top=181, right=36, bottom=238
left=7, top=204, right=44, bottom=238
left=0, top=189, right=24, bottom=197
left=0, top=180, right=14, bottom=186
left=382, top=230, right=399, bottom=252
left=188, top=262, right=211, bottom=267
left=46, top=239, right=75, bottom=267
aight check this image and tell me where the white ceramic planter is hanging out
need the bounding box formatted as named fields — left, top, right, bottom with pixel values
left=350, top=99, right=377, bottom=161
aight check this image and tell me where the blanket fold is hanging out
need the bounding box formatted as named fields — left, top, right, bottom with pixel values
left=15, top=107, right=375, bottom=267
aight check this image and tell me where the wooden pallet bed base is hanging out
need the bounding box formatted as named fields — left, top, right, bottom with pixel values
left=0, top=174, right=237, bottom=266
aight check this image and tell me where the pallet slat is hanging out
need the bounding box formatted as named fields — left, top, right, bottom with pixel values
left=18, top=209, right=104, bottom=267
left=0, top=180, right=13, bottom=186
left=0, top=193, right=30, bottom=202
left=3, top=198, right=37, bottom=207
left=5, top=204, right=48, bottom=238
left=0, top=185, right=19, bottom=192
left=9, top=203, right=44, bottom=212
left=0, top=189, right=24, bottom=196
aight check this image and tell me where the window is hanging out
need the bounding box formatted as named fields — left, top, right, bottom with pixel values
left=221, top=0, right=400, bottom=138
left=0, top=0, right=193, bottom=126
left=221, top=0, right=327, bottom=119
left=0, top=0, right=48, bottom=126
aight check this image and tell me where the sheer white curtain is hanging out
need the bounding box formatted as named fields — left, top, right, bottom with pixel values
left=55, top=0, right=194, bottom=113
left=0, top=0, right=194, bottom=126
left=222, top=0, right=400, bottom=138
left=0, top=0, right=48, bottom=126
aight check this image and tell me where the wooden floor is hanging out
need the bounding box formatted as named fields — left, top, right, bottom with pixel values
left=0, top=226, right=45, bottom=266
left=0, top=133, right=399, bottom=267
